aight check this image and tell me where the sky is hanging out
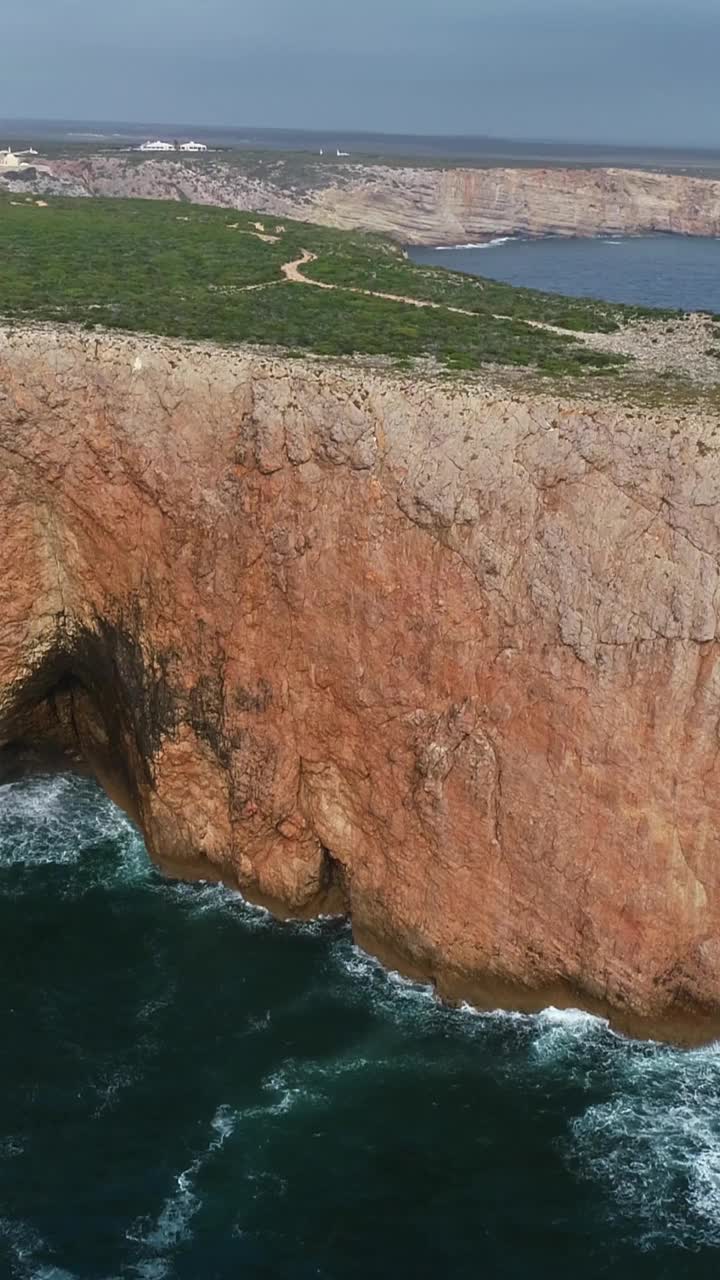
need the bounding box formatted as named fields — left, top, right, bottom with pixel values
left=3, top=0, right=720, bottom=147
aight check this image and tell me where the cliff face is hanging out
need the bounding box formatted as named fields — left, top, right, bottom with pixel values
left=311, top=164, right=720, bottom=242
left=25, top=156, right=720, bottom=243
left=3, top=327, right=720, bottom=1039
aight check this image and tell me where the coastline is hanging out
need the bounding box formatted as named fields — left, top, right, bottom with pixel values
left=407, top=232, right=720, bottom=312
left=3, top=731, right=716, bottom=1048
left=4, top=240, right=720, bottom=1052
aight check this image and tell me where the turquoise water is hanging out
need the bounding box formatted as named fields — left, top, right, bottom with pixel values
left=2, top=775, right=720, bottom=1277
left=408, top=235, right=720, bottom=312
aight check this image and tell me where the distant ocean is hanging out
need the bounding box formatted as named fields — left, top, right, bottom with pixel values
left=4, top=117, right=720, bottom=173
left=409, top=234, right=720, bottom=312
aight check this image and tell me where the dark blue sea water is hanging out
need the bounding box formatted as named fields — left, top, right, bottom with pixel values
left=2, top=774, right=720, bottom=1278
left=409, top=235, right=720, bottom=313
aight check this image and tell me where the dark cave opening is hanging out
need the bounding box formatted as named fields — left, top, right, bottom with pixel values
left=0, top=648, right=142, bottom=830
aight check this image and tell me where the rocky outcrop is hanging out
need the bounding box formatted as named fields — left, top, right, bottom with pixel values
left=18, top=155, right=720, bottom=242
left=3, top=326, right=720, bottom=1040
left=310, top=164, right=720, bottom=242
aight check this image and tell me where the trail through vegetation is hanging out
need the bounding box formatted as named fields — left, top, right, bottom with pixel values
left=0, top=193, right=650, bottom=377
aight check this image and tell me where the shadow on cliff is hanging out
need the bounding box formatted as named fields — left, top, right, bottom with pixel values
left=0, top=613, right=174, bottom=831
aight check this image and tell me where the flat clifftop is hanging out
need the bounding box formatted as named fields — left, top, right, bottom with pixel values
left=3, top=191, right=720, bottom=398
left=12, top=152, right=720, bottom=243
left=3, top=323, right=720, bottom=1041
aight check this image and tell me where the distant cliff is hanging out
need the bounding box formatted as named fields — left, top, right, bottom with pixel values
left=17, top=155, right=720, bottom=243
left=3, top=325, right=720, bottom=1041
left=310, top=164, right=720, bottom=242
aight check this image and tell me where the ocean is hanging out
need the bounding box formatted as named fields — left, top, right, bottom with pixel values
left=408, top=235, right=720, bottom=313
left=4, top=119, right=720, bottom=174
left=2, top=773, right=720, bottom=1278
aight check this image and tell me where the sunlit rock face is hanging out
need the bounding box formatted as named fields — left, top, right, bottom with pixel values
left=26, top=156, right=720, bottom=242
left=309, top=165, right=720, bottom=242
left=3, top=324, right=720, bottom=1040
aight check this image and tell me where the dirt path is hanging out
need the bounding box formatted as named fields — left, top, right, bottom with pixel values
left=238, top=248, right=572, bottom=332
left=224, top=247, right=720, bottom=383
left=223, top=248, right=484, bottom=310
left=281, top=249, right=479, bottom=317
left=280, top=251, right=602, bottom=336
left=226, top=223, right=281, bottom=244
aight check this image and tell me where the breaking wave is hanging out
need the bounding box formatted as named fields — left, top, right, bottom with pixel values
left=571, top=1038, right=720, bottom=1250
left=128, top=1106, right=238, bottom=1279
left=435, top=236, right=517, bottom=250
left=330, top=939, right=720, bottom=1248
left=2, top=772, right=720, bottom=1274
left=0, top=773, right=147, bottom=886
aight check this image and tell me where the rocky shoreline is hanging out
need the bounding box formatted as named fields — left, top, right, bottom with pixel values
left=3, top=325, right=720, bottom=1040
left=7, top=154, right=720, bottom=244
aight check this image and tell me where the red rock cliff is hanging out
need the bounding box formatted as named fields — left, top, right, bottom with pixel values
left=3, top=327, right=720, bottom=1039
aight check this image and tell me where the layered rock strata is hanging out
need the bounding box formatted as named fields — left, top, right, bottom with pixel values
left=18, top=157, right=720, bottom=242
left=309, top=164, right=720, bottom=242
left=3, top=326, right=720, bottom=1039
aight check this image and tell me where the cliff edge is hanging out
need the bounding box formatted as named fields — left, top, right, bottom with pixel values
left=20, top=156, right=720, bottom=243
left=3, top=326, right=720, bottom=1039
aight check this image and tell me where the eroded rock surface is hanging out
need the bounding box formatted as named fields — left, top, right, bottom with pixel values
left=309, top=164, right=720, bottom=242
left=14, top=156, right=720, bottom=242
left=3, top=327, right=720, bottom=1038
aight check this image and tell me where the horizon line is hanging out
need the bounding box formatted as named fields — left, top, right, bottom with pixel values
left=1, top=115, right=719, bottom=157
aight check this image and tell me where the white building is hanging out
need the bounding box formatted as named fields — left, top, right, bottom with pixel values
left=180, top=140, right=207, bottom=152
left=137, top=140, right=175, bottom=152
left=0, top=148, right=21, bottom=170
left=0, top=148, right=39, bottom=170
left=0, top=147, right=49, bottom=177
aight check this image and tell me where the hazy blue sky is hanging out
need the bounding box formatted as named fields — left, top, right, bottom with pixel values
left=3, top=0, right=719, bottom=145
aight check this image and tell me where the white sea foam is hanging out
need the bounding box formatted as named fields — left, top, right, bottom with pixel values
left=161, top=879, right=246, bottom=917
left=457, top=1000, right=527, bottom=1026
left=129, top=1104, right=238, bottom=1275
left=530, top=1006, right=611, bottom=1065
left=332, top=936, right=499, bottom=1041
left=0, top=1218, right=79, bottom=1280
left=334, top=936, right=432, bottom=998
left=9, top=773, right=720, bottom=1258
left=161, top=878, right=280, bottom=932
left=568, top=1037, right=720, bottom=1248
left=262, top=1066, right=324, bottom=1116
left=90, top=1062, right=138, bottom=1118
left=434, top=236, right=517, bottom=250
left=0, top=774, right=147, bottom=884
left=161, top=877, right=344, bottom=944
left=495, top=1000, right=720, bottom=1247
left=141, top=865, right=720, bottom=1256
left=332, top=929, right=720, bottom=1248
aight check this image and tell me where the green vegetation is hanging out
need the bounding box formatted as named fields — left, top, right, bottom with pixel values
left=303, top=238, right=633, bottom=333
left=0, top=192, right=638, bottom=376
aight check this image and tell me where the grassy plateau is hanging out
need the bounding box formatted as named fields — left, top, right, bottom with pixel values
left=0, top=192, right=672, bottom=377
